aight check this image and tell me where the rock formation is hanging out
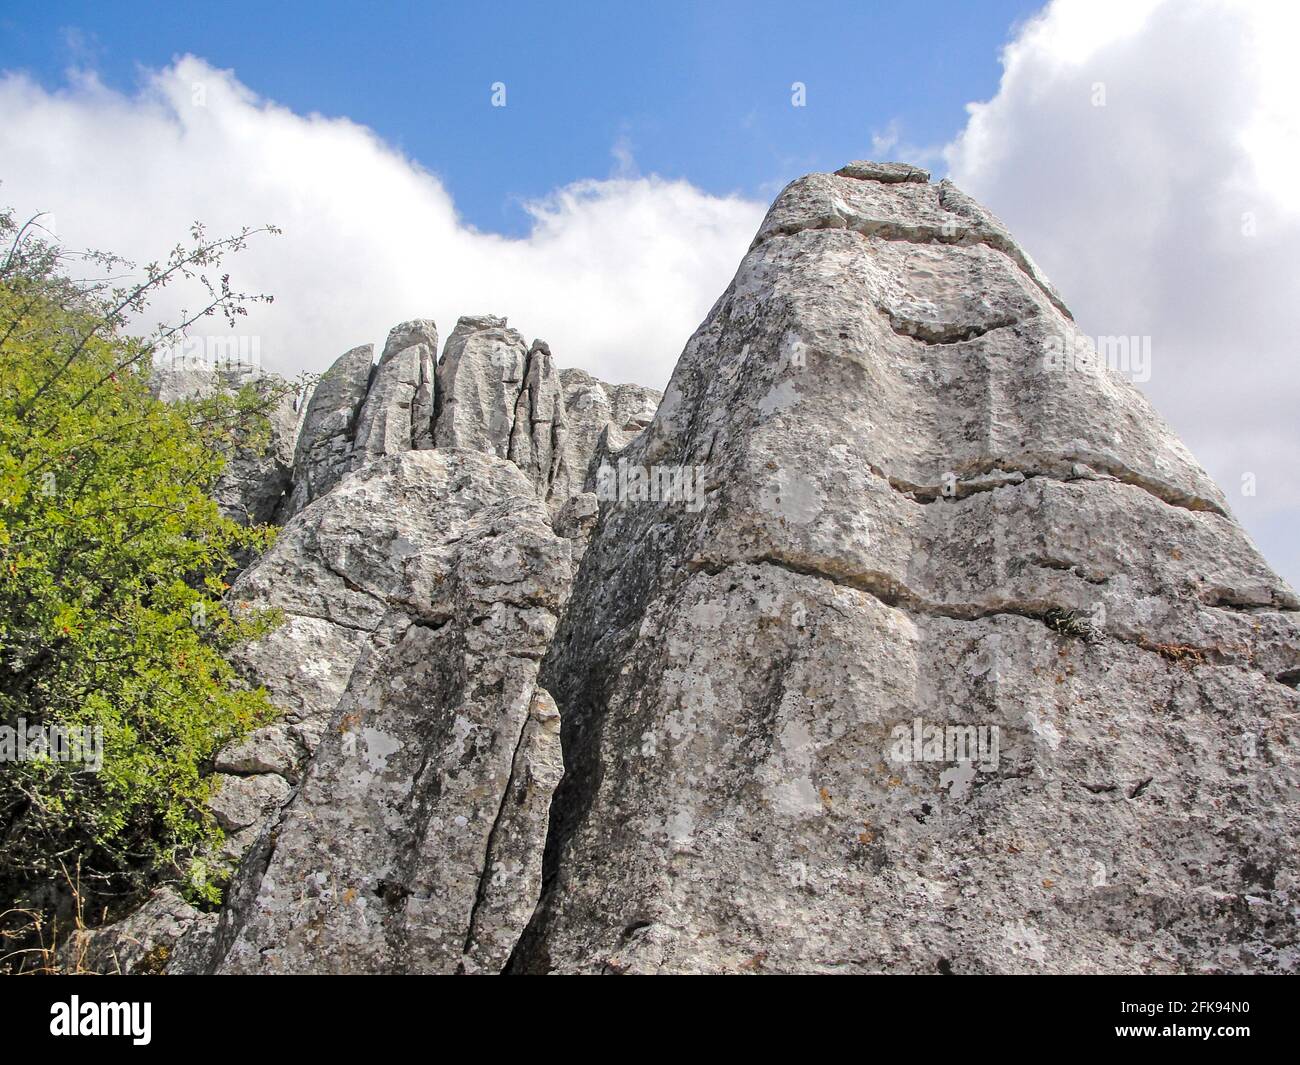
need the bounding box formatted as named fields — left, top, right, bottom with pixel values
left=351, top=319, right=439, bottom=463
left=128, top=163, right=1298, bottom=974
left=149, top=366, right=299, bottom=529
left=510, top=162, right=1300, bottom=974
left=152, top=319, right=655, bottom=972
left=280, top=342, right=374, bottom=518
left=202, top=451, right=572, bottom=973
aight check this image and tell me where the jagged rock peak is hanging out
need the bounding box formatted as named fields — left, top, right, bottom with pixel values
left=434, top=314, right=529, bottom=459
left=753, top=161, right=1070, bottom=318
left=511, top=163, right=1300, bottom=973
left=274, top=315, right=662, bottom=529
left=280, top=342, right=374, bottom=518
left=383, top=318, right=439, bottom=359
left=352, top=318, right=438, bottom=462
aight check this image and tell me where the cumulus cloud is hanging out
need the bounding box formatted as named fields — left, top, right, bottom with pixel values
left=3, top=19, right=1295, bottom=584
left=0, top=55, right=764, bottom=389
left=945, top=0, right=1300, bottom=586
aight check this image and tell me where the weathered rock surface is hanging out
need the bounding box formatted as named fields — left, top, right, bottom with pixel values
left=58, top=887, right=215, bottom=975
left=122, top=163, right=1297, bottom=977
left=434, top=315, right=529, bottom=459
left=265, top=317, right=657, bottom=529
left=149, top=366, right=298, bottom=527
left=280, top=343, right=374, bottom=518
left=508, top=340, right=566, bottom=505
left=556, top=367, right=661, bottom=499
left=352, top=319, right=438, bottom=463
left=460, top=687, right=565, bottom=974
left=434, top=318, right=604, bottom=509
left=208, top=772, right=292, bottom=834
left=552, top=491, right=600, bottom=562
left=93, top=328, right=656, bottom=973
left=196, top=450, right=574, bottom=974
left=512, top=164, right=1300, bottom=974
left=836, top=159, right=931, bottom=184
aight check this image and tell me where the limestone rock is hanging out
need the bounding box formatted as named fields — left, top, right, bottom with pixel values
left=208, top=772, right=292, bottom=833
left=149, top=366, right=298, bottom=528
left=213, top=722, right=304, bottom=781
left=280, top=343, right=374, bottom=517
left=57, top=888, right=215, bottom=975
left=513, top=163, right=1300, bottom=974
left=124, top=163, right=1297, bottom=977
left=836, top=160, right=931, bottom=183
left=555, top=367, right=661, bottom=500
left=460, top=687, right=565, bottom=974
left=508, top=340, right=567, bottom=505
left=352, top=319, right=438, bottom=463
left=269, top=318, right=657, bottom=534
left=434, top=315, right=528, bottom=458
left=201, top=450, right=574, bottom=974
left=553, top=491, right=600, bottom=562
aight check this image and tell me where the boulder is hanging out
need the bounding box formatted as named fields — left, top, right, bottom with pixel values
left=513, top=164, right=1300, bottom=974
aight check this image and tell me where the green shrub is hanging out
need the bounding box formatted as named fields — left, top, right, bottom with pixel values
left=0, top=207, right=283, bottom=946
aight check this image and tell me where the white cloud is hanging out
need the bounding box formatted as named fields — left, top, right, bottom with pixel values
left=0, top=55, right=764, bottom=391
left=3, top=20, right=1295, bottom=586
left=945, top=0, right=1300, bottom=588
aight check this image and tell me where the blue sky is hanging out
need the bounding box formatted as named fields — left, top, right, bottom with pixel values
left=1, top=1, right=1297, bottom=586
left=1, top=0, right=1040, bottom=234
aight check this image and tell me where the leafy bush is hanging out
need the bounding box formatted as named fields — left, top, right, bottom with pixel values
left=0, top=206, right=285, bottom=946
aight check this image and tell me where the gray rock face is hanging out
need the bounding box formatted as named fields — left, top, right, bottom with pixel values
left=512, top=164, right=1300, bottom=974
left=236, top=317, right=658, bottom=532
left=836, top=160, right=931, bottom=183
left=555, top=367, right=661, bottom=500
left=141, top=323, right=659, bottom=961
left=200, top=450, right=573, bottom=974
left=208, top=772, right=292, bottom=834
left=120, top=162, right=1297, bottom=977
left=434, top=315, right=529, bottom=459
left=460, top=687, right=565, bottom=974
left=280, top=343, right=374, bottom=517
left=508, top=340, right=566, bottom=506
left=352, top=319, right=438, bottom=463
left=433, top=318, right=599, bottom=508
left=149, top=366, right=298, bottom=528
left=553, top=491, right=600, bottom=562
left=57, top=888, right=215, bottom=975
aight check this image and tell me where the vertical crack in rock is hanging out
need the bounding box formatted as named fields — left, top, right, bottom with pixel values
left=435, top=314, right=529, bottom=460
left=461, top=694, right=537, bottom=958
left=507, top=339, right=567, bottom=508
left=199, top=451, right=574, bottom=973
left=460, top=686, right=564, bottom=973
left=352, top=319, right=439, bottom=464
